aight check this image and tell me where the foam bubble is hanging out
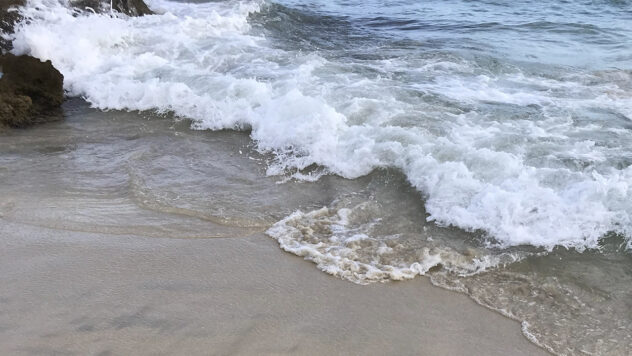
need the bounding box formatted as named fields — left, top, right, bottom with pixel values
left=267, top=199, right=525, bottom=284
left=10, top=0, right=632, bottom=251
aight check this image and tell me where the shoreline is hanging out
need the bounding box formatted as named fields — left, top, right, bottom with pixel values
left=0, top=219, right=548, bottom=355
left=2, top=0, right=630, bottom=353
left=0, top=98, right=552, bottom=355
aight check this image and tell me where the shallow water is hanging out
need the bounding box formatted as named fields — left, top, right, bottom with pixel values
left=0, top=99, right=369, bottom=237
left=4, top=0, right=632, bottom=354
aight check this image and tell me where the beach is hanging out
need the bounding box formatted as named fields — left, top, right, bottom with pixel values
left=1, top=0, right=631, bottom=354
left=0, top=225, right=544, bottom=355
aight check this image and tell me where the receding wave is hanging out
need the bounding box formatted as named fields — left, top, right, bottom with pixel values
left=10, top=0, right=632, bottom=252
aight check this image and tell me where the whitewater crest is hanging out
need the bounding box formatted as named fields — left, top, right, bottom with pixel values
left=9, top=0, right=632, bottom=251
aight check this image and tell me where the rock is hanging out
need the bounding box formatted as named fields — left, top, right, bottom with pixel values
left=111, top=0, right=153, bottom=16
left=0, top=0, right=25, bottom=52
left=0, top=54, right=64, bottom=128
left=0, top=94, right=32, bottom=128
left=71, top=0, right=153, bottom=16
left=1, top=2, right=64, bottom=127
left=0, top=0, right=151, bottom=128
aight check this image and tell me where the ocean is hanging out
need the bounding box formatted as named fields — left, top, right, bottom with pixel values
left=6, top=0, right=632, bottom=354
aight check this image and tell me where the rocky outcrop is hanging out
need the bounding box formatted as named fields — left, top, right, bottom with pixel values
left=0, top=0, right=25, bottom=52
left=71, top=0, right=153, bottom=16
left=0, top=0, right=152, bottom=128
left=0, top=54, right=64, bottom=127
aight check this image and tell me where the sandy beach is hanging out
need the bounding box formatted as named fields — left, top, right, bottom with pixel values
left=2, top=0, right=631, bottom=354
left=0, top=220, right=546, bottom=355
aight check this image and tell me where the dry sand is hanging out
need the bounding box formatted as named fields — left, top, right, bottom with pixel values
left=0, top=220, right=547, bottom=355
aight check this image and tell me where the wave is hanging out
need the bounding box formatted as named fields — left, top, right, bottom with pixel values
left=267, top=193, right=526, bottom=284
left=9, top=0, right=632, bottom=251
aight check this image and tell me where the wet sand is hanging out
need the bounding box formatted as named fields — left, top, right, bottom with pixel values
left=0, top=220, right=547, bottom=355
left=0, top=101, right=547, bottom=355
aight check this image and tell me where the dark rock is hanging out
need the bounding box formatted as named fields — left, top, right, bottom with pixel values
left=71, top=0, right=153, bottom=16
left=0, top=54, right=64, bottom=128
left=0, top=0, right=151, bottom=128
left=0, top=93, right=32, bottom=127
left=0, top=0, right=25, bottom=52
left=111, top=0, right=153, bottom=16
left=0, top=2, right=65, bottom=127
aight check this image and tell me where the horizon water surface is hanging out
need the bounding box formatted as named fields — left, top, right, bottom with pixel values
left=4, top=0, right=632, bottom=354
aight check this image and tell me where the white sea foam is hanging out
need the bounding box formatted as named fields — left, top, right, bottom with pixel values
left=9, top=0, right=632, bottom=251
left=266, top=199, right=524, bottom=284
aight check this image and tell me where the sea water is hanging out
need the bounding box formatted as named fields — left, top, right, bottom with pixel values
left=5, top=0, right=632, bottom=354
